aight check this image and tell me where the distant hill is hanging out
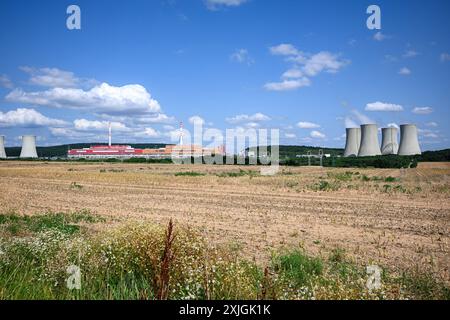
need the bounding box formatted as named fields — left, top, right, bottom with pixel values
left=4, top=143, right=450, bottom=163
left=4, top=143, right=168, bottom=158
left=247, top=145, right=344, bottom=158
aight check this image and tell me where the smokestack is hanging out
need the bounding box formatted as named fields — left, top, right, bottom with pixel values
left=398, top=124, right=421, bottom=155
left=108, top=122, right=112, bottom=147
left=343, top=128, right=361, bottom=157
left=0, top=136, right=6, bottom=159
left=358, top=124, right=381, bottom=157
left=20, top=135, right=38, bottom=158
left=179, top=121, right=184, bottom=146
left=381, top=127, right=399, bottom=155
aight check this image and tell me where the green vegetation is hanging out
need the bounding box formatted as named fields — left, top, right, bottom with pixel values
left=216, top=169, right=257, bottom=178
left=0, top=210, right=104, bottom=236
left=0, top=212, right=448, bottom=300
left=174, top=171, right=206, bottom=177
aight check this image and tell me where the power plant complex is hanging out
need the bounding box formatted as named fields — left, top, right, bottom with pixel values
left=344, top=124, right=421, bottom=157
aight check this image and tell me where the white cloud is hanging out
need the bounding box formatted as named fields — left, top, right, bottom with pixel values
left=138, top=127, right=160, bottom=138
left=6, top=82, right=161, bottom=115
left=352, top=110, right=375, bottom=124
left=297, top=121, right=320, bottom=129
left=284, top=133, right=296, bottom=139
left=402, top=50, right=419, bottom=58
left=19, top=66, right=96, bottom=88
left=398, top=67, right=411, bottom=75
left=226, top=112, right=271, bottom=124
left=264, top=78, right=311, bottom=91
left=0, top=74, right=13, bottom=88
left=269, top=43, right=299, bottom=56
left=425, top=122, right=438, bottom=127
left=134, top=113, right=175, bottom=124
left=345, top=117, right=358, bottom=128
left=310, top=130, right=326, bottom=139
left=373, top=31, right=390, bottom=41
left=366, top=101, right=403, bottom=112
left=265, top=44, right=348, bottom=91
left=440, top=53, right=450, bottom=62
left=387, top=123, right=400, bottom=129
left=0, top=108, right=68, bottom=127
left=412, top=107, right=433, bottom=114
left=244, top=122, right=260, bottom=128
left=301, top=51, right=348, bottom=76
left=73, top=119, right=129, bottom=132
left=230, top=49, right=254, bottom=65
left=282, top=68, right=303, bottom=79
left=188, top=115, right=205, bottom=125
left=205, top=0, right=247, bottom=10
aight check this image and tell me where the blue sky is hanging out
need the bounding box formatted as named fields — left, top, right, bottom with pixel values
left=0, top=0, right=449, bottom=150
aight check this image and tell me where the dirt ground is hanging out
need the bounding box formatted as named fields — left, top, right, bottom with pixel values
left=0, top=161, right=449, bottom=281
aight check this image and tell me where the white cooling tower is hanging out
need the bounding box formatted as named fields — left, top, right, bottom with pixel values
left=381, top=127, right=399, bottom=155
left=358, top=124, right=381, bottom=157
left=20, top=135, right=38, bottom=158
left=343, top=128, right=361, bottom=157
left=0, top=136, right=6, bottom=159
left=398, top=124, right=421, bottom=155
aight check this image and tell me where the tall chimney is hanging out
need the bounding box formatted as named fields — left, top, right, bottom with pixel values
left=20, top=135, right=38, bottom=158
left=358, top=124, right=381, bottom=157
left=343, top=128, right=361, bottom=157
left=108, top=122, right=112, bottom=147
left=398, top=124, right=421, bottom=155
left=0, top=136, right=6, bottom=159
left=381, top=127, right=399, bottom=155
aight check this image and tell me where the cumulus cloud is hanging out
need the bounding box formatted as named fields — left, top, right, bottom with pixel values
left=264, top=78, right=311, bottom=91
left=205, top=0, right=247, bottom=10
left=398, top=67, right=411, bottom=75
left=136, top=127, right=161, bottom=138
left=6, top=83, right=161, bottom=115
left=412, top=107, right=433, bottom=114
left=284, top=133, right=296, bottom=139
left=425, top=122, right=438, bottom=127
left=265, top=44, right=348, bottom=91
left=73, top=119, right=129, bottom=132
left=297, top=121, right=320, bottom=129
left=19, top=66, right=96, bottom=88
left=0, top=108, right=68, bottom=127
left=0, top=74, right=13, bottom=89
left=402, top=50, right=419, bottom=58
left=310, top=130, right=326, bottom=139
left=440, top=53, right=450, bottom=62
left=226, top=112, right=271, bottom=124
left=373, top=31, right=390, bottom=41
left=366, top=101, right=404, bottom=112
left=230, top=49, right=254, bottom=65
left=269, top=43, right=300, bottom=56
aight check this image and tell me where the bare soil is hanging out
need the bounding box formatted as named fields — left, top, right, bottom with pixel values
left=0, top=161, right=448, bottom=282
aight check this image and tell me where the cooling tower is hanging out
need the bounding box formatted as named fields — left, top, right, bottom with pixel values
left=0, top=136, right=6, bottom=159
left=398, top=124, right=421, bottom=155
left=358, top=124, right=381, bottom=157
left=20, top=135, right=38, bottom=158
left=381, top=127, right=399, bottom=155
left=343, top=128, right=361, bottom=157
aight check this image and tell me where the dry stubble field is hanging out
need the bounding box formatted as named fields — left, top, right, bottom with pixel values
left=0, top=161, right=449, bottom=283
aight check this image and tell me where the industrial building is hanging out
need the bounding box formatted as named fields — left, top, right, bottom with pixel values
left=0, top=136, right=6, bottom=159
left=67, top=122, right=225, bottom=159
left=20, top=135, right=38, bottom=158
left=344, top=123, right=421, bottom=157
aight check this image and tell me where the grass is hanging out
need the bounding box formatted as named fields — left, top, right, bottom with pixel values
left=216, top=169, right=257, bottom=178
left=0, top=210, right=104, bottom=236
left=174, top=171, right=206, bottom=177
left=0, top=211, right=448, bottom=300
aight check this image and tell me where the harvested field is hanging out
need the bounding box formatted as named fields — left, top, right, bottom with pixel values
left=0, top=161, right=449, bottom=283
